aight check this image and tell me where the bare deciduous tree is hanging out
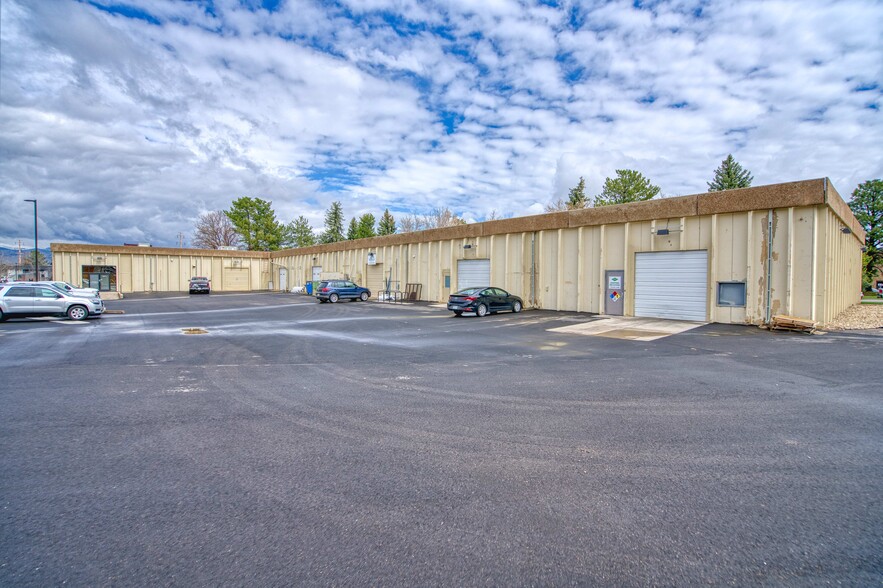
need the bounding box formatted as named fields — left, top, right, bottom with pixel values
left=423, top=207, right=466, bottom=229
left=398, top=213, right=422, bottom=233
left=192, top=211, right=241, bottom=249
left=398, top=208, right=466, bottom=233
left=544, top=198, right=569, bottom=212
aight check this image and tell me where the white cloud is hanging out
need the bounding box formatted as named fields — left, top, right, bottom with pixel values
left=1, top=0, right=881, bottom=248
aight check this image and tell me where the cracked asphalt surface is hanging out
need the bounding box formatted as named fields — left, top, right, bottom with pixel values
left=1, top=293, right=881, bottom=586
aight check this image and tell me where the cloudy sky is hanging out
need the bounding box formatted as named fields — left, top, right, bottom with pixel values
left=1, top=0, right=881, bottom=248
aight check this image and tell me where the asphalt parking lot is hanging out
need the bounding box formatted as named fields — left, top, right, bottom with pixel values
left=1, top=293, right=881, bottom=586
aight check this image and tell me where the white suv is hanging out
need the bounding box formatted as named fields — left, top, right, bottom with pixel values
left=0, top=284, right=104, bottom=321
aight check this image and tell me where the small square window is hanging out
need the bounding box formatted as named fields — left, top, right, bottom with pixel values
left=717, top=282, right=746, bottom=307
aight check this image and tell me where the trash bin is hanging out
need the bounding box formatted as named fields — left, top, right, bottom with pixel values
left=305, top=282, right=313, bottom=295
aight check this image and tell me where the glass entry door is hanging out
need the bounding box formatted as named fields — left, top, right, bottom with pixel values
left=82, top=265, right=117, bottom=291
left=87, top=273, right=111, bottom=290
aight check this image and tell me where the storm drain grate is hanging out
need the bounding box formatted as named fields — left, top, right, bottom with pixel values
left=182, top=328, right=208, bottom=335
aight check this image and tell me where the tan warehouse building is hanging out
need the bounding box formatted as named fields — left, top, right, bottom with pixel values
left=52, top=178, right=865, bottom=326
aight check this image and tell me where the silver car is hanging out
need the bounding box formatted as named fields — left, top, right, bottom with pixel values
left=0, top=284, right=104, bottom=321
left=10, top=280, right=100, bottom=298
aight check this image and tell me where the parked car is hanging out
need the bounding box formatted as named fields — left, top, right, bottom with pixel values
left=0, top=284, right=104, bottom=321
left=315, top=280, right=371, bottom=303
left=189, top=277, right=211, bottom=294
left=447, top=286, right=523, bottom=317
left=11, top=280, right=100, bottom=297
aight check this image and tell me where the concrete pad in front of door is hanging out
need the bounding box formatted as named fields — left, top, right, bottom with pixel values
left=549, top=316, right=705, bottom=341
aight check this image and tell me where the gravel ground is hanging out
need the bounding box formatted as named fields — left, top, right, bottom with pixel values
left=824, top=303, right=883, bottom=330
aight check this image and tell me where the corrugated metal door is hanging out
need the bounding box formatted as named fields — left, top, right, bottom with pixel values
left=457, top=259, right=490, bottom=290
left=222, top=268, right=250, bottom=291
left=634, top=251, right=708, bottom=321
left=366, top=264, right=385, bottom=297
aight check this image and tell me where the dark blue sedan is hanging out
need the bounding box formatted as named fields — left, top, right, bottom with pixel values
left=447, top=286, right=523, bottom=317
left=316, top=280, right=371, bottom=303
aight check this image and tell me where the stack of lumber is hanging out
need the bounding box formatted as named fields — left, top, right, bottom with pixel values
left=770, top=315, right=817, bottom=334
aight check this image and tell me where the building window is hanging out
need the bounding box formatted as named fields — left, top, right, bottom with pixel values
left=717, top=282, right=746, bottom=307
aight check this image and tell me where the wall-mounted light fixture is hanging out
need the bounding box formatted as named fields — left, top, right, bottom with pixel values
left=463, top=244, right=473, bottom=249
left=841, top=227, right=852, bottom=234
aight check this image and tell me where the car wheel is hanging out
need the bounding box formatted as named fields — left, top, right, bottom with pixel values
left=67, top=305, right=88, bottom=321
left=453, top=311, right=463, bottom=317
left=476, top=303, right=488, bottom=317
left=512, top=300, right=522, bottom=313
left=0, top=310, right=6, bottom=322
left=329, top=293, right=340, bottom=303
left=359, top=292, right=369, bottom=301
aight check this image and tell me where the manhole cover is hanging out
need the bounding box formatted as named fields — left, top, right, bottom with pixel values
left=182, top=328, right=208, bottom=335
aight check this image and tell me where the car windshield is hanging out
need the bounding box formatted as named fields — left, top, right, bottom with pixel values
left=190, top=278, right=209, bottom=283
left=453, top=288, right=483, bottom=296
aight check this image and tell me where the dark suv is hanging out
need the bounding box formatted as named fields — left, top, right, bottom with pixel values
left=189, top=277, right=211, bottom=294
left=315, top=280, right=371, bottom=303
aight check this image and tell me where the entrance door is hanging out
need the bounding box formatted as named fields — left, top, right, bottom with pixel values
left=634, top=250, right=708, bottom=321
left=605, top=270, right=624, bottom=315
left=86, top=273, right=111, bottom=291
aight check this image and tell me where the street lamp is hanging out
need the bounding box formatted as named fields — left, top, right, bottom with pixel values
left=24, top=199, right=38, bottom=281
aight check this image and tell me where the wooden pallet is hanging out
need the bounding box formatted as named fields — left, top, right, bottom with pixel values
left=770, top=314, right=817, bottom=334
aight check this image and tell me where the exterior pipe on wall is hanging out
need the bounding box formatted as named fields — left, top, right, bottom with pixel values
left=530, top=232, right=536, bottom=307
left=765, top=210, right=773, bottom=324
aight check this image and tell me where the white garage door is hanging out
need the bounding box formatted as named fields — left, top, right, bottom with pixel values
left=366, top=264, right=386, bottom=298
left=634, top=251, right=708, bottom=321
left=457, top=259, right=490, bottom=291
left=222, top=268, right=250, bottom=291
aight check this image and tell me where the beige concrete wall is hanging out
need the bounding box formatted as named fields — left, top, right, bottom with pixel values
left=51, top=179, right=864, bottom=325
left=51, top=245, right=270, bottom=293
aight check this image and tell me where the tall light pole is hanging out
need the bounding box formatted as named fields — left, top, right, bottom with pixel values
left=24, top=199, right=38, bottom=281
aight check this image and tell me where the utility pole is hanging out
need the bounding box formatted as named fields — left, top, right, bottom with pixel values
left=24, top=199, right=38, bottom=281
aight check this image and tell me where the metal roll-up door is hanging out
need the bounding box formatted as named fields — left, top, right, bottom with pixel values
left=222, top=268, right=250, bottom=291
left=366, top=264, right=385, bottom=297
left=457, top=259, right=490, bottom=290
left=634, top=251, right=708, bottom=321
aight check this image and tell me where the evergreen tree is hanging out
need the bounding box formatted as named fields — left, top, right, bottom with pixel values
left=594, top=170, right=660, bottom=207
left=286, top=215, right=316, bottom=248
left=378, top=209, right=396, bottom=235
left=567, top=176, right=588, bottom=209
left=849, top=179, right=883, bottom=285
left=707, top=154, right=753, bottom=191
left=321, top=201, right=345, bottom=243
left=355, top=213, right=376, bottom=239
left=224, top=196, right=286, bottom=250
left=346, top=218, right=359, bottom=240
